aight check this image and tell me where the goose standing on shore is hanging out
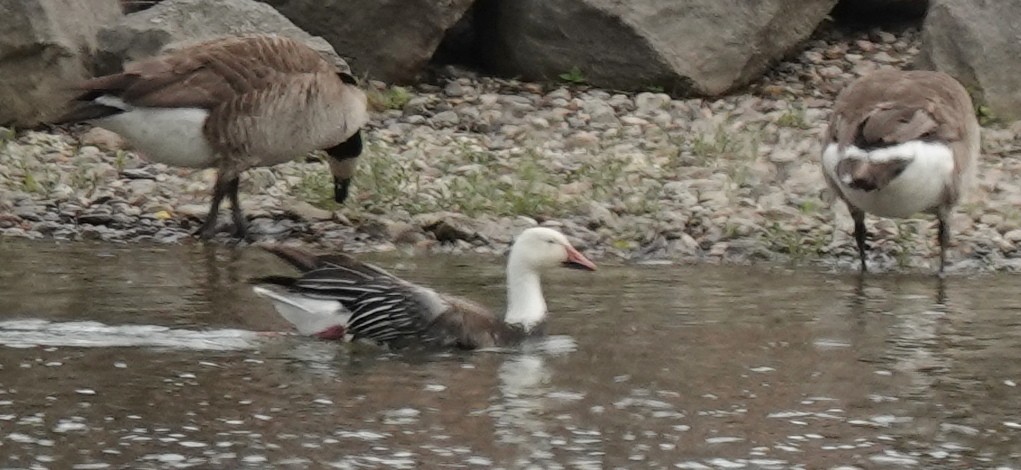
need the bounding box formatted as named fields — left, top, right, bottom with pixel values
left=821, top=69, right=980, bottom=274
left=54, top=34, right=369, bottom=239
left=251, top=227, right=597, bottom=350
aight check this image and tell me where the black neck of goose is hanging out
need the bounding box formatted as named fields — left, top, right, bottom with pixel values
left=326, top=131, right=363, bottom=203
left=326, top=131, right=362, bottom=161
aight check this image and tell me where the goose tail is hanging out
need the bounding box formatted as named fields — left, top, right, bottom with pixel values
left=251, top=285, right=351, bottom=338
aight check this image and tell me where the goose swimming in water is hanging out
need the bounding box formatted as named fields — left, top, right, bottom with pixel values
left=252, top=227, right=597, bottom=350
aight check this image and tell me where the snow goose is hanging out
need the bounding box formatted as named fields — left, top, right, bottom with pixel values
left=251, top=227, right=597, bottom=349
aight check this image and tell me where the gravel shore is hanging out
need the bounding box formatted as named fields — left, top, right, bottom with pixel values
left=3, top=24, right=1021, bottom=273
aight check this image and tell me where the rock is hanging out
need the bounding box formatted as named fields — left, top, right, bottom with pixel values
left=586, top=201, right=618, bottom=228
left=0, top=0, right=123, bottom=126
left=565, top=131, right=600, bottom=150
left=14, top=206, right=42, bottom=222
left=286, top=200, right=333, bottom=222
left=78, top=212, right=115, bottom=226
left=414, top=212, right=480, bottom=244
left=584, top=100, right=618, bottom=125
left=122, top=169, right=157, bottom=180
left=95, top=0, right=346, bottom=75
left=387, top=221, right=426, bottom=244
left=175, top=203, right=208, bottom=219
left=709, top=242, right=729, bottom=257
left=247, top=217, right=294, bottom=235
left=403, top=96, right=434, bottom=115
left=979, top=213, right=1004, bottom=228
left=634, top=93, right=671, bottom=114
left=431, top=110, right=460, bottom=127
left=261, top=0, right=474, bottom=83
left=444, top=81, right=466, bottom=97
left=475, top=0, right=837, bottom=95
left=918, top=0, right=1021, bottom=121
left=80, top=128, right=127, bottom=151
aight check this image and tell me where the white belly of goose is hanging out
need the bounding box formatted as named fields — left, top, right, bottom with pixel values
left=90, top=96, right=217, bottom=168
left=822, top=141, right=955, bottom=218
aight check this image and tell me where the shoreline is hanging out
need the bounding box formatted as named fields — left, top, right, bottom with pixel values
left=3, top=25, right=1021, bottom=273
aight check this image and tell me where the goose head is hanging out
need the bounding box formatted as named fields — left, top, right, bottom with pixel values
left=509, top=227, right=597, bottom=272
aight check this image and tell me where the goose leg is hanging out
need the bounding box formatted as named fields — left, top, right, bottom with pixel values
left=225, top=176, right=248, bottom=240
left=196, top=175, right=229, bottom=240
left=937, top=210, right=950, bottom=277
left=851, top=207, right=868, bottom=273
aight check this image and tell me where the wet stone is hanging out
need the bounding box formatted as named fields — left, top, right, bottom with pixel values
left=78, top=213, right=114, bottom=226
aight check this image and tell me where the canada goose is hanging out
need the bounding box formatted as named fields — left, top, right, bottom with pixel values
left=54, top=34, right=369, bottom=239
left=251, top=227, right=598, bottom=350
left=821, top=69, right=980, bottom=274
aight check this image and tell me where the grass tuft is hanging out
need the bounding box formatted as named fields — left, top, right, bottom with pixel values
left=776, top=107, right=811, bottom=129
left=366, top=86, right=413, bottom=112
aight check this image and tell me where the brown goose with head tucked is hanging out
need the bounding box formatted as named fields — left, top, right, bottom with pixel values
left=821, top=69, right=980, bottom=274
left=55, top=34, right=369, bottom=239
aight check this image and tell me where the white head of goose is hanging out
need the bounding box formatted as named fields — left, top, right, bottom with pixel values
left=53, top=34, right=369, bottom=240
left=251, top=227, right=597, bottom=350
left=820, top=69, right=980, bottom=275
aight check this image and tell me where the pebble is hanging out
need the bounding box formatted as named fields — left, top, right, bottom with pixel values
left=431, top=110, right=460, bottom=127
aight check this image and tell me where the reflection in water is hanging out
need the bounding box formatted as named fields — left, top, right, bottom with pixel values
left=845, top=273, right=953, bottom=395
left=490, top=336, right=579, bottom=468
left=494, top=354, right=555, bottom=465
left=2, top=239, right=1021, bottom=468
left=192, top=244, right=246, bottom=325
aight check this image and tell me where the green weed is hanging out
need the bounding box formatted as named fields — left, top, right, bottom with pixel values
left=558, top=67, right=587, bottom=85
left=776, top=107, right=810, bottom=129
left=367, top=85, right=413, bottom=112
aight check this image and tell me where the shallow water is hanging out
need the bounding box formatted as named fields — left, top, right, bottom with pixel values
left=1, top=239, right=1020, bottom=469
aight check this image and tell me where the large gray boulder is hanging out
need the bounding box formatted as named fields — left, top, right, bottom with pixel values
left=475, top=0, right=838, bottom=96
left=95, top=0, right=348, bottom=75
left=261, top=0, right=474, bottom=83
left=918, top=0, right=1021, bottom=122
left=0, top=0, right=122, bottom=127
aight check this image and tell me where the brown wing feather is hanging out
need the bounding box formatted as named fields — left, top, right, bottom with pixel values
left=260, top=245, right=323, bottom=272
left=828, top=70, right=973, bottom=148
left=120, top=35, right=337, bottom=110
left=860, top=107, right=940, bottom=146
left=204, top=72, right=366, bottom=163
left=429, top=298, right=508, bottom=349
left=260, top=244, right=390, bottom=279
